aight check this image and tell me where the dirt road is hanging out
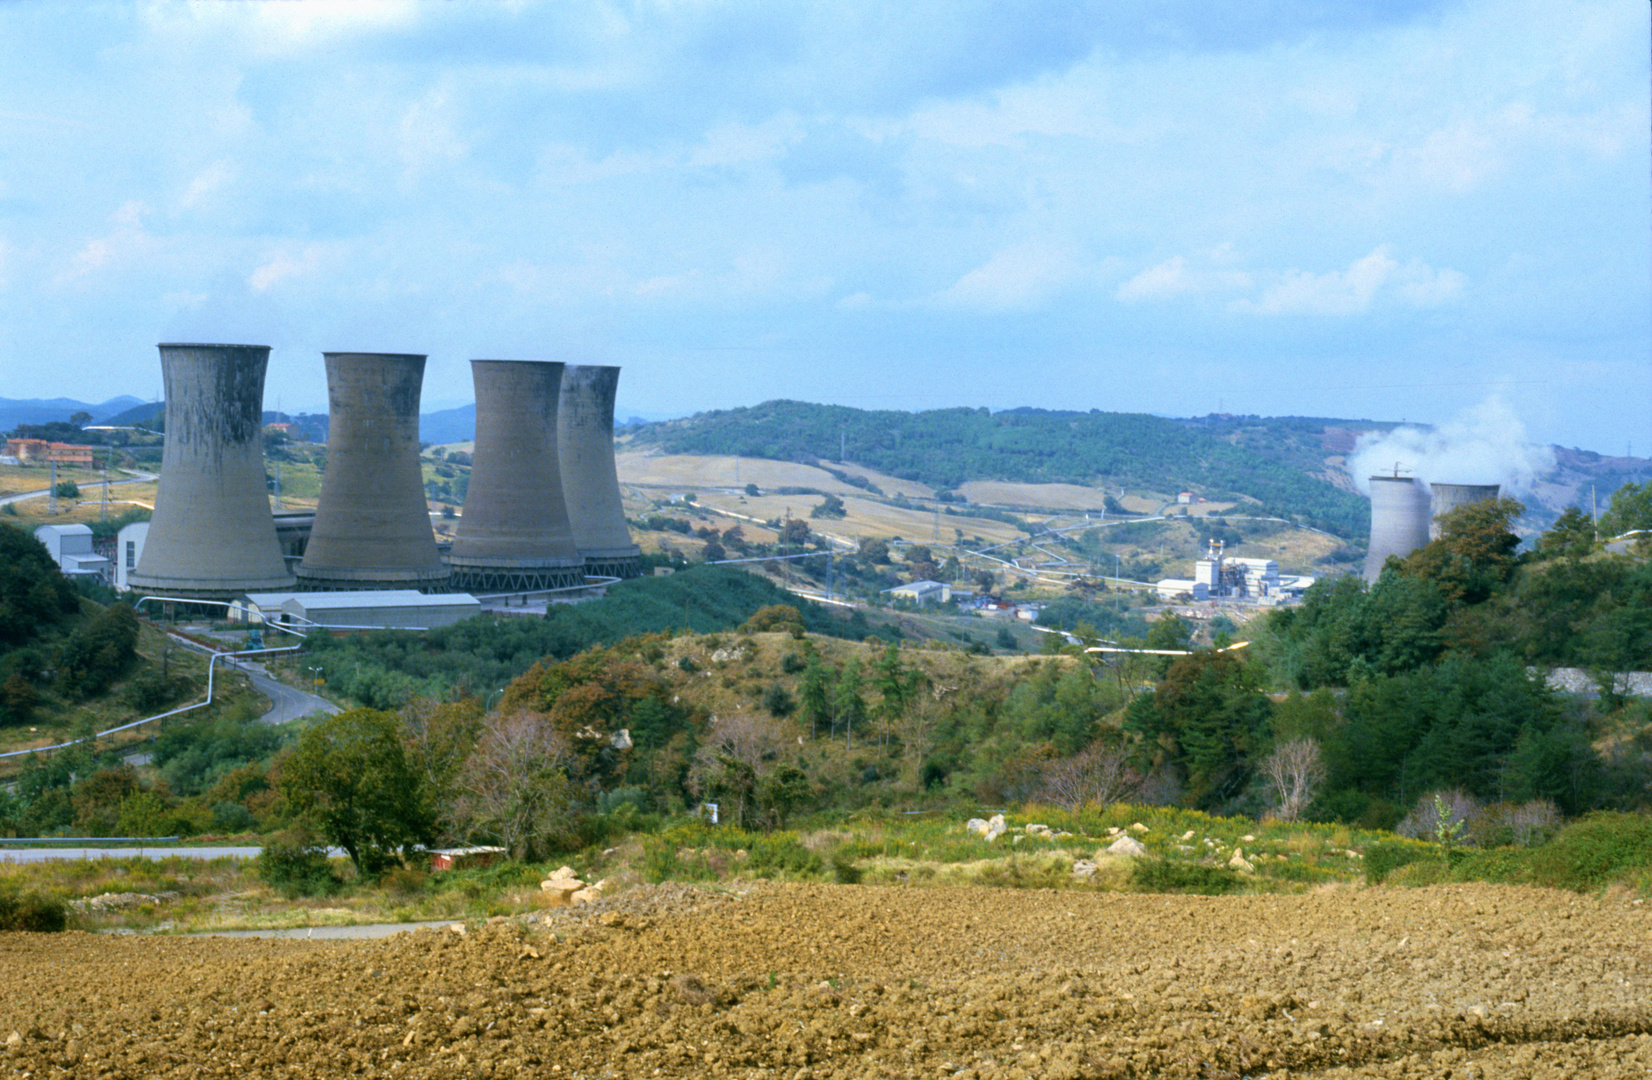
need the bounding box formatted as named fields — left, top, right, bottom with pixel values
left=1, top=881, right=1647, bottom=1078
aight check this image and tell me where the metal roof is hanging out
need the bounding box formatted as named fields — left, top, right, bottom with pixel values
left=240, top=590, right=480, bottom=610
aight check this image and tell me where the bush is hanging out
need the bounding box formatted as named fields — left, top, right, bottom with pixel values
left=1528, top=812, right=1652, bottom=892
left=257, top=828, right=341, bottom=898
left=1364, top=840, right=1434, bottom=885
left=0, top=887, right=67, bottom=932
left=1131, top=859, right=1244, bottom=895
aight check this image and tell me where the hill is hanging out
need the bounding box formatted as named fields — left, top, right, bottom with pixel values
left=0, top=395, right=146, bottom=432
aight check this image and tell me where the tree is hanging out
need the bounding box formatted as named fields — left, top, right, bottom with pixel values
left=778, top=518, right=811, bottom=548
left=858, top=537, right=890, bottom=564
left=686, top=712, right=798, bottom=828
left=1260, top=738, right=1326, bottom=821
left=1599, top=480, right=1652, bottom=538
left=1400, top=497, right=1524, bottom=603
left=832, top=657, right=867, bottom=747
left=451, top=711, right=577, bottom=860
left=279, top=708, right=434, bottom=875
left=1535, top=507, right=1596, bottom=560
left=1127, top=651, right=1274, bottom=809
left=798, top=653, right=831, bottom=738
left=52, top=481, right=81, bottom=500
left=1039, top=741, right=1138, bottom=810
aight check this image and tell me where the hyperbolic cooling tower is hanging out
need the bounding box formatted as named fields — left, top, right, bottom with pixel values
left=1363, top=474, right=1432, bottom=583
left=448, top=360, right=586, bottom=593
left=296, top=352, right=450, bottom=591
left=557, top=365, right=641, bottom=579
left=128, top=343, right=295, bottom=599
left=1429, top=483, right=1501, bottom=540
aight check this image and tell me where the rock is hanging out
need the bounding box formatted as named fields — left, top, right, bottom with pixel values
left=1228, top=848, right=1255, bottom=874
left=1106, top=826, right=1121, bottom=836
left=1105, top=834, right=1147, bottom=857
left=549, top=865, right=579, bottom=881
left=1180, top=830, right=1195, bottom=841
left=1130, top=822, right=1148, bottom=833
left=983, top=814, right=1007, bottom=842
left=5, top=1032, right=20, bottom=1050
left=609, top=728, right=633, bottom=751
left=1242, top=834, right=1256, bottom=843
left=966, top=818, right=990, bottom=836
left=571, top=887, right=603, bottom=907
left=1072, top=860, right=1098, bottom=879
left=541, top=877, right=583, bottom=893
left=1025, top=823, right=1052, bottom=837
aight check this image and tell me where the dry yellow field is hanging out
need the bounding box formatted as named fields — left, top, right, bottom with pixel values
left=957, top=480, right=1114, bottom=509
left=615, top=451, right=933, bottom=500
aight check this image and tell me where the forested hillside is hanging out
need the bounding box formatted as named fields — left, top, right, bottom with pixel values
left=627, top=402, right=1381, bottom=538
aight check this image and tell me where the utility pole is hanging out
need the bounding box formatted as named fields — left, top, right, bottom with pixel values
left=48, top=459, right=58, bottom=514
left=100, top=449, right=110, bottom=522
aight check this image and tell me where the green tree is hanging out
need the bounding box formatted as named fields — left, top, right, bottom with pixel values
left=278, top=708, right=435, bottom=875
left=52, top=481, right=80, bottom=500
left=1535, top=507, right=1596, bottom=560
left=1598, top=480, right=1652, bottom=537
left=798, top=653, right=831, bottom=738
left=832, top=657, right=867, bottom=748
left=1400, top=497, right=1524, bottom=604
left=1126, top=651, right=1273, bottom=809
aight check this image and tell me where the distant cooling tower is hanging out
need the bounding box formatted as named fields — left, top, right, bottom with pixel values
left=128, top=343, right=295, bottom=599
left=557, top=365, right=641, bottom=579
left=296, top=352, right=450, bottom=591
left=1429, top=483, right=1501, bottom=539
left=449, top=360, right=586, bottom=593
left=1364, top=474, right=1432, bottom=583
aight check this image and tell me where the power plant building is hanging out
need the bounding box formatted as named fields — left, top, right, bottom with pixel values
left=449, top=360, right=586, bottom=593
left=1429, top=483, right=1501, bottom=539
left=127, top=343, right=296, bottom=600
left=297, top=352, right=450, bottom=592
left=557, top=364, right=641, bottom=578
left=1364, top=474, right=1433, bottom=583
left=230, top=590, right=481, bottom=631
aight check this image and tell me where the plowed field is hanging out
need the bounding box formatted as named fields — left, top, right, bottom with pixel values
left=2, top=881, right=1648, bottom=1078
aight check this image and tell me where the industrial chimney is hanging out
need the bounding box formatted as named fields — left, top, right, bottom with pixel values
left=1428, top=483, right=1501, bottom=540
left=448, top=360, right=586, bottom=592
left=128, top=343, right=295, bottom=599
left=296, top=352, right=450, bottom=591
left=557, top=364, right=641, bottom=578
left=1363, top=474, right=1432, bottom=583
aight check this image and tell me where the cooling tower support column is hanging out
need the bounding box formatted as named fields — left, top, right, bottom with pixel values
left=558, top=365, right=642, bottom=579
left=448, top=360, right=586, bottom=593
left=1363, top=475, right=1432, bottom=583
left=128, top=343, right=295, bottom=599
left=296, top=352, right=451, bottom=592
left=1429, top=483, right=1501, bottom=540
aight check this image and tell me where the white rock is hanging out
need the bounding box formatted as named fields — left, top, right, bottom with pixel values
left=549, top=865, right=579, bottom=881
left=1130, top=822, right=1148, bottom=833
left=609, top=728, right=633, bottom=751
left=1241, top=834, right=1256, bottom=843
left=1105, top=834, right=1147, bottom=857
left=1072, top=859, right=1098, bottom=879
left=1180, top=830, right=1195, bottom=841
left=1026, top=823, right=1052, bottom=837
left=571, top=887, right=603, bottom=907
left=1228, top=848, right=1255, bottom=873
left=1106, top=826, right=1121, bottom=836
left=966, top=818, right=990, bottom=836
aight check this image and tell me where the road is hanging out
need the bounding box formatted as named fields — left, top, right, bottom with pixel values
left=0, top=469, right=158, bottom=507
left=0, top=846, right=264, bottom=863
left=236, top=660, right=340, bottom=725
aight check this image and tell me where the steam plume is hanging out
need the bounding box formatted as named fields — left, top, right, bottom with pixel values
left=1347, top=399, right=1555, bottom=496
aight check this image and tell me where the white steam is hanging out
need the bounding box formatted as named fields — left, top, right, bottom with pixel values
left=1347, top=399, right=1555, bottom=496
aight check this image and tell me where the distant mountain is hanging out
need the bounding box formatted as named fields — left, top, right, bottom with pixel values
left=0, top=395, right=147, bottom=432
left=625, top=401, right=1652, bottom=541
left=421, top=403, right=476, bottom=445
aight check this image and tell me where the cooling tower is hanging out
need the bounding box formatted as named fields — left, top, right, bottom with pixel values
left=1363, top=474, right=1432, bottom=583
left=296, top=352, right=450, bottom=591
left=448, top=360, right=586, bottom=592
left=557, top=364, right=641, bottom=578
left=128, top=344, right=295, bottom=599
left=1429, top=483, right=1501, bottom=539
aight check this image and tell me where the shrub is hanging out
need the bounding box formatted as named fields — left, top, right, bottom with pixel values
left=1387, top=860, right=1451, bottom=887
left=1131, top=859, right=1244, bottom=895
left=381, top=865, right=428, bottom=899
left=1528, top=812, right=1652, bottom=892
left=0, top=887, right=67, bottom=932
left=1364, top=840, right=1434, bottom=885
left=257, top=828, right=340, bottom=898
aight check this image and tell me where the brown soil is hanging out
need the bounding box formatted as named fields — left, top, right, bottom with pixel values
left=2, top=881, right=1648, bottom=1078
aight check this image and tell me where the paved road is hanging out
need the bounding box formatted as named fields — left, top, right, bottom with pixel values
left=237, top=661, right=339, bottom=725
left=0, top=846, right=264, bottom=863
left=0, top=470, right=158, bottom=507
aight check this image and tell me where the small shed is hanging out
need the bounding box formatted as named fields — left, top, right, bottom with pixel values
left=429, top=846, right=507, bottom=872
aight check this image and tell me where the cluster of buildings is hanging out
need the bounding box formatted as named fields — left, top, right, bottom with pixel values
left=30, top=343, right=642, bottom=628
left=1155, top=540, right=1316, bottom=604
left=2, top=438, right=97, bottom=466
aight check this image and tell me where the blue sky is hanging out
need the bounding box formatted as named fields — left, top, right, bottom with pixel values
left=0, top=0, right=1646, bottom=453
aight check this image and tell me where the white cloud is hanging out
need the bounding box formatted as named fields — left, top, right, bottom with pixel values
left=248, top=246, right=323, bottom=293
left=1231, top=245, right=1464, bottom=316
left=1116, top=251, right=1252, bottom=303
left=932, top=241, right=1083, bottom=312
left=180, top=160, right=235, bottom=208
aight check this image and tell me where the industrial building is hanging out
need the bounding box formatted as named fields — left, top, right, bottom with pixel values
left=1157, top=541, right=1315, bottom=603
left=1429, top=483, right=1501, bottom=539
left=885, top=580, right=952, bottom=605
left=296, top=352, right=451, bottom=592
left=558, top=365, right=642, bottom=578
left=449, top=360, right=586, bottom=592
left=33, top=524, right=110, bottom=580
left=1361, top=474, right=1501, bottom=582
left=127, top=343, right=296, bottom=600
left=229, top=590, right=481, bottom=631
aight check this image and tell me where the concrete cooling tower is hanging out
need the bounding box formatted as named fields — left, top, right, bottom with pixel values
left=1363, top=474, right=1432, bottom=583
left=128, top=343, right=295, bottom=599
left=1429, top=483, right=1501, bottom=539
left=557, top=365, right=641, bottom=579
left=448, top=360, right=586, bottom=592
left=296, top=352, right=450, bottom=591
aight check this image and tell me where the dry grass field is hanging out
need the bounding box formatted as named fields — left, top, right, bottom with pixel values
left=615, top=450, right=933, bottom=500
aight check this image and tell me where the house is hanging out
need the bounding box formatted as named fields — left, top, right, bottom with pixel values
left=428, top=846, right=507, bottom=872
left=884, top=580, right=951, bottom=605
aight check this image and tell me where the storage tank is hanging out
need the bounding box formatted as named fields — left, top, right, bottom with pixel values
left=557, top=364, right=641, bottom=578
left=1363, top=474, right=1432, bottom=583
left=448, top=360, right=586, bottom=592
left=1429, top=483, right=1501, bottom=539
left=296, top=352, right=450, bottom=591
left=128, top=343, right=295, bottom=599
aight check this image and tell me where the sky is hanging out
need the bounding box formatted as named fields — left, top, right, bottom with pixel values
left=0, top=0, right=1647, bottom=453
